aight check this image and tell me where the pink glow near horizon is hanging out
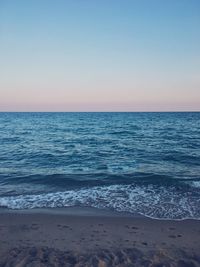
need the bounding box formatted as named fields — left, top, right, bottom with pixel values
left=0, top=1, right=200, bottom=111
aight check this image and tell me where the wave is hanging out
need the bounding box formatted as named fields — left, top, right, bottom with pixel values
left=2, top=172, right=199, bottom=189
left=0, top=183, right=199, bottom=219
left=162, top=152, right=200, bottom=166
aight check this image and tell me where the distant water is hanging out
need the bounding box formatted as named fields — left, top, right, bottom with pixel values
left=0, top=112, right=200, bottom=219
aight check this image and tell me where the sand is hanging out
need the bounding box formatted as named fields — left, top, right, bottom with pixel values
left=0, top=208, right=199, bottom=266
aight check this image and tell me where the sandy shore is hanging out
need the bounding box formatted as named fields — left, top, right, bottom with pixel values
left=0, top=208, right=199, bottom=266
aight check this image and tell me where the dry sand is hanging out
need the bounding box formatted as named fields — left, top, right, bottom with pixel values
left=0, top=208, right=199, bottom=266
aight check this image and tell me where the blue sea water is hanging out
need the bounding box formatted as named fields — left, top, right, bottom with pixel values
left=0, top=112, right=200, bottom=219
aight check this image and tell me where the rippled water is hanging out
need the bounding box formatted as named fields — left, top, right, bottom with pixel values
left=0, top=112, right=200, bottom=219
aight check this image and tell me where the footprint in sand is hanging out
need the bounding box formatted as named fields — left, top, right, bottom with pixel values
left=129, top=231, right=137, bottom=234
left=63, top=225, right=69, bottom=229
left=93, top=230, right=99, bottom=233
left=168, top=235, right=176, bottom=238
left=31, top=226, right=39, bottom=230
left=142, top=242, right=148, bottom=246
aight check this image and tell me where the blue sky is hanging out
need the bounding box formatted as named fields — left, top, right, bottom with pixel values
left=0, top=0, right=200, bottom=111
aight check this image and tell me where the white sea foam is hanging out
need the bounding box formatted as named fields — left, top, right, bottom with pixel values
left=190, top=181, right=200, bottom=189
left=0, top=184, right=199, bottom=219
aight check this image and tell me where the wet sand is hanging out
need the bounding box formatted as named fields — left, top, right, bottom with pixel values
left=0, top=208, right=199, bottom=266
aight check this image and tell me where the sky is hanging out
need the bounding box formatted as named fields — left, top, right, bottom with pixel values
left=0, top=0, right=200, bottom=111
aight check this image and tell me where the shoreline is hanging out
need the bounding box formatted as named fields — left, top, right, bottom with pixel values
left=0, top=206, right=199, bottom=221
left=0, top=206, right=138, bottom=217
left=0, top=207, right=200, bottom=266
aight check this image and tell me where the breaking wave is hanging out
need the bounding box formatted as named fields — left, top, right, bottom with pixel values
left=0, top=183, right=200, bottom=220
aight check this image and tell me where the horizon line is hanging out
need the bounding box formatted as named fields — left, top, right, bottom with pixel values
left=0, top=110, right=199, bottom=113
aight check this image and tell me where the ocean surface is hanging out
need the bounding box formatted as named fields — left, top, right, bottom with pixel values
left=0, top=112, right=199, bottom=219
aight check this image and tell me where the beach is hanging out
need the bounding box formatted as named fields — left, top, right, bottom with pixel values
left=1, top=0, right=200, bottom=263
left=0, top=208, right=199, bottom=266
left=0, top=113, right=200, bottom=266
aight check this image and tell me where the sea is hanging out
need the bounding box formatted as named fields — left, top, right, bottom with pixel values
left=0, top=112, right=199, bottom=219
